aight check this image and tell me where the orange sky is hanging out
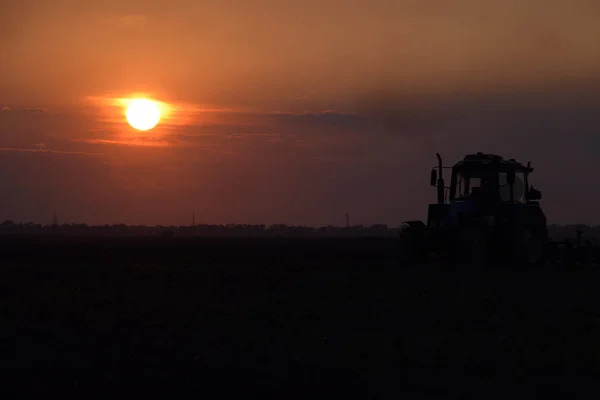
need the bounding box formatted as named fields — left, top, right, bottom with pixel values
left=1, top=0, right=600, bottom=225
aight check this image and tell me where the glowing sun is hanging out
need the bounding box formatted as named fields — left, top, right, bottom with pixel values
left=126, top=99, right=161, bottom=131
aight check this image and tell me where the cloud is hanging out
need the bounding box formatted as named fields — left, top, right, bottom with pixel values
left=0, top=106, right=46, bottom=113
left=0, top=147, right=103, bottom=156
left=265, top=110, right=369, bottom=131
left=90, top=11, right=148, bottom=32
left=75, top=139, right=171, bottom=148
left=61, top=105, right=372, bottom=152
left=67, top=89, right=600, bottom=168
left=350, top=86, right=600, bottom=138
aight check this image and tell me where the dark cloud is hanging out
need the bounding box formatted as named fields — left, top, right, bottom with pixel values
left=1, top=106, right=46, bottom=113
left=351, top=86, right=600, bottom=140
left=266, top=111, right=368, bottom=130
left=0, top=147, right=102, bottom=156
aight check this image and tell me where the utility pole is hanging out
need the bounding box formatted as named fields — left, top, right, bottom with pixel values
left=192, top=212, right=195, bottom=227
left=345, top=212, right=349, bottom=228
left=52, top=212, right=58, bottom=227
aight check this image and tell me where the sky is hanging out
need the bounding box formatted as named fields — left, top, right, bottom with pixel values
left=1, top=0, right=599, bottom=226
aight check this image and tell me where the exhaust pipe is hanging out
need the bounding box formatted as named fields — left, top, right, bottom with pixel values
left=436, top=153, right=444, bottom=203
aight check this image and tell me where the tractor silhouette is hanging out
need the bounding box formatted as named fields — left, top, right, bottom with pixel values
left=400, top=152, right=547, bottom=266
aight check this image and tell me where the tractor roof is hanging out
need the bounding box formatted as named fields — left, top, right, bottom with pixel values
left=454, top=152, right=532, bottom=172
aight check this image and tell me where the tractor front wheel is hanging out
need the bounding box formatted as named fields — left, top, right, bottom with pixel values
left=513, top=227, right=547, bottom=267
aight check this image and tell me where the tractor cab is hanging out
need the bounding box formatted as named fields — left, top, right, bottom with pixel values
left=448, top=153, right=541, bottom=204
left=430, top=153, right=542, bottom=206
left=428, top=153, right=543, bottom=227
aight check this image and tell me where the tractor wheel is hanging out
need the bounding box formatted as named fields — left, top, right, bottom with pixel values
left=521, top=228, right=547, bottom=267
left=452, top=224, right=487, bottom=267
left=515, top=226, right=547, bottom=268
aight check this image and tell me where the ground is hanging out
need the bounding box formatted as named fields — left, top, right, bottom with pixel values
left=0, top=237, right=598, bottom=396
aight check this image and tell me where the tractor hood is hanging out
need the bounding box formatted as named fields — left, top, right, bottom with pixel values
left=447, top=199, right=478, bottom=225
left=427, top=200, right=478, bottom=228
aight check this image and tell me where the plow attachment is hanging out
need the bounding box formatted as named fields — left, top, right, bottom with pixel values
left=547, top=231, right=597, bottom=266
left=400, top=225, right=599, bottom=267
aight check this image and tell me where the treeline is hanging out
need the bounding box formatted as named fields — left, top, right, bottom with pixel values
left=0, top=220, right=399, bottom=238
left=0, top=220, right=598, bottom=241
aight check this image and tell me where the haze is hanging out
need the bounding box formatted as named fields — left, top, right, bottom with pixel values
left=1, top=0, right=599, bottom=226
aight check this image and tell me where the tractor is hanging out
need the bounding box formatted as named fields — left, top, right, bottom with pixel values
left=400, top=152, right=548, bottom=266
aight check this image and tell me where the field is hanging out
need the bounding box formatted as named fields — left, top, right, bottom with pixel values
left=1, top=236, right=599, bottom=396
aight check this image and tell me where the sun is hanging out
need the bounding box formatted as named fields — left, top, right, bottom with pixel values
left=126, top=99, right=161, bottom=131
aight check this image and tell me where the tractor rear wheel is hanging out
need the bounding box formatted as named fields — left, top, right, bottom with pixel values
left=524, top=228, right=546, bottom=265
left=508, top=223, right=547, bottom=268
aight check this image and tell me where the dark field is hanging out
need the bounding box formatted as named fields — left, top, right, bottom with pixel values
left=1, top=237, right=599, bottom=396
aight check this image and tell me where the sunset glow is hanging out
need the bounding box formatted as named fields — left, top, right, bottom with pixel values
left=126, top=99, right=161, bottom=131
